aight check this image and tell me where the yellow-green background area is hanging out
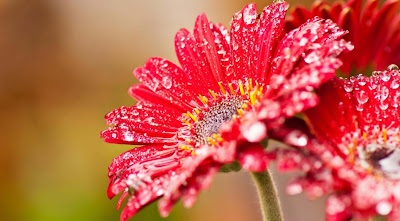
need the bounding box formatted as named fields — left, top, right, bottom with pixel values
left=1, top=0, right=328, bottom=220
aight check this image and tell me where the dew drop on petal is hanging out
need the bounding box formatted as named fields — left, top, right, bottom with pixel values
left=380, top=86, right=389, bottom=101
left=387, top=64, right=399, bottom=71
left=304, top=51, right=318, bottom=64
left=372, top=71, right=382, bottom=76
left=243, top=5, right=257, bottom=25
left=391, top=79, right=399, bottom=89
left=161, top=76, right=172, bottom=89
left=343, top=81, right=353, bottom=92
left=286, top=131, right=308, bottom=146
left=132, top=109, right=139, bottom=116
left=243, top=121, right=267, bottom=142
left=381, top=71, right=391, bottom=82
left=355, top=90, right=369, bottom=104
left=376, top=201, right=392, bottom=215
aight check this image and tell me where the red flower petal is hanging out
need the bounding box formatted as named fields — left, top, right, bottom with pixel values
left=193, top=14, right=225, bottom=83
left=107, top=144, right=180, bottom=198
left=175, top=29, right=219, bottom=93
left=128, top=84, right=184, bottom=111
left=101, top=126, right=170, bottom=145
left=227, top=3, right=259, bottom=82
left=105, top=104, right=182, bottom=134
left=256, top=2, right=288, bottom=83
left=237, top=143, right=269, bottom=172
left=325, top=195, right=352, bottom=221
left=272, top=18, right=347, bottom=84
left=133, top=58, right=204, bottom=110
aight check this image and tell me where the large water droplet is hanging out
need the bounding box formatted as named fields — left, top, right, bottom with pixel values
left=355, top=90, right=369, bottom=104
left=387, top=64, right=399, bottom=71
left=343, top=81, right=353, bottom=92
left=381, top=71, right=391, bottom=82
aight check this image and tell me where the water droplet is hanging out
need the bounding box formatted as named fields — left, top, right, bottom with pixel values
left=136, top=103, right=143, bottom=109
left=286, top=131, right=308, bottom=146
left=234, top=12, right=242, bottom=21
left=304, top=51, right=318, bottom=64
left=372, top=71, right=382, bottom=75
left=381, top=71, right=391, bottom=82
left=243, top=122, right=266, bottom=142
left=132, top=109, right=139, bottom=116
left=380, top=86, right=389, bottom=100
left=377, top=201, right=392, bottom=215
left=391, top=79, right=399, bottom=89
left=343, top=81, right=353, bottom=92
left=387, top=64, right=399, bottom=71
left=299, top=37, right=308, bottom=46
left=243, top=5, right=257, bottom=25
left=379, top=100, right=389, bottom=110
left=355, top=90, right=369, bottom=104
left=120, top=106, right=128, bottom=114
left=161, top=76, right=172, bottom=89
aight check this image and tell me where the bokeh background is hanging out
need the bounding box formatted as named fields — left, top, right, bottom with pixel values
left=0, top=0, right=329, bottom=220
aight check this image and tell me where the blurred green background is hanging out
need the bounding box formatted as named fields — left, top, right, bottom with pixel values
left=0, top=0, right=327, bottom=220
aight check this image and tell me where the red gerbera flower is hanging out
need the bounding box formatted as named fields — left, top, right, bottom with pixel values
left=101, top=2, right=351, bottom=220
left=285, top=0, right=400, bottom=75
left=272, top=67, right=400, bottom=220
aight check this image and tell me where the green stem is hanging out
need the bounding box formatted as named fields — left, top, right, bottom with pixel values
left=251, top=170, right=283, bottom=221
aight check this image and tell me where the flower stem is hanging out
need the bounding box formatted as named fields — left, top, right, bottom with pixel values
left=251, top=170, right=283, bottom=221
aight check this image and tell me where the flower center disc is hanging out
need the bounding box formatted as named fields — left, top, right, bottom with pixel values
left=195, top=97, right=243, bottom=144
left=364, top=143, right=400, bottom=180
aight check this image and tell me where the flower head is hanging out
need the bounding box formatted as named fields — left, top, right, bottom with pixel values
left=286, top=0, right=400, bottom=75
left=101, top=2, right=351, bottom=220
left=273, top=66, right=400, bottom=220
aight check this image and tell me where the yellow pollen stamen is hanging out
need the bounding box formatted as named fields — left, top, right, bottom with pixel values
left=250, top=91, right=257, bottom=105
left=209, top=89, right=217, bottom=100
left=353, top=117, right=358, bottom=130
left=239, top=80, right=245, bottom=95
left=199, top=94, right=208, bottom=105
left=246, top=82, right=250, bottom=96
left=348, top=139, right=358, bottom=164
left=212, top=133, right=224, bottom=142
left=258, top=86, right=264, bottom=99
left=180, top=145, right=190, bottom=150
left=249, top=78, right=253, bottom=91
left=228, top=83, right=236, bottom=95
left=182, top=119, right=191, bottom=126
left=218, top=82, right=227, bottom=95
left=363, top=132, right=367, bottom=140
left=207, top=137, right=217, bottom=145
left=194, top=109, right=200, bottom=115
left=242, top=103, right=248, bottom=110
left=383, top=129, right=387, bottom=142
left=187, top=112, right=198, bottom=122
left=237, top=108, right=244, bottom=117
